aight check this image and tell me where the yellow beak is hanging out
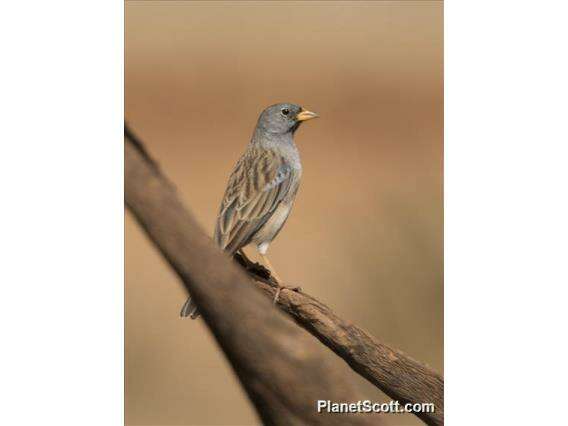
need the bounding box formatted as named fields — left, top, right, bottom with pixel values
left=296, top=108, right=319, bottom=122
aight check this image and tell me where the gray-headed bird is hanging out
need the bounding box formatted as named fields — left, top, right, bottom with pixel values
left=180, top=103, right=318, bottom=319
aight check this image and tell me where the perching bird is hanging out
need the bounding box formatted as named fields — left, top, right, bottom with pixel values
left=180, top=103, right=318, bottom=319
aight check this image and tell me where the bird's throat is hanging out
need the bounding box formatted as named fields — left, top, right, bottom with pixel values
left=252, top=127, right=296, bottom=149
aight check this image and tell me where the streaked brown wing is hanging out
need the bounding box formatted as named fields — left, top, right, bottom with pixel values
left=214, top=147, right=293, bottom=253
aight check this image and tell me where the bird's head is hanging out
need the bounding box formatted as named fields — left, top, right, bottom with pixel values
left=257, top=103, right=318, bottom=135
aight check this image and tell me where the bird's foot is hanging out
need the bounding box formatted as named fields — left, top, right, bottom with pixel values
left=273, top=284, right=302, bottom=305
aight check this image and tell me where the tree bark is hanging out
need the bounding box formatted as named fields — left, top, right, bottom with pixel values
left=249, top=271, right=444, bottom=425
left=125, top=132, right=380, bottom=425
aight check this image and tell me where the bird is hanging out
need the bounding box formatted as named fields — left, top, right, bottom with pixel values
left=180, top=103, right=318, bottom=319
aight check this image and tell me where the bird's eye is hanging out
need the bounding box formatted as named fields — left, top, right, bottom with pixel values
left=281, top=108, right=290, bottom=116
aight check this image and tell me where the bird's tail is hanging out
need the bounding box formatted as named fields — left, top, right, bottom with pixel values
left=180, top=296, right=200, bottom=319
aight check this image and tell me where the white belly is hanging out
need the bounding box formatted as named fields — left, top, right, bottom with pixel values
left=253, top=202, right=293, bottom=254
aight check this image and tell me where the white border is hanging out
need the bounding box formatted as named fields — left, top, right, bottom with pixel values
left=446, top=1, right=568, bottom=424
left=0, top=1, right=123, bottom=425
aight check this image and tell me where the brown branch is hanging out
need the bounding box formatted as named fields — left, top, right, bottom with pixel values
left=125, top=128, right=380, bottom=426
left=249, top=269, right=444, bottom=426
left=125, top=123, right=443, bottom=425
left=232, top=250, right=444, bottom=426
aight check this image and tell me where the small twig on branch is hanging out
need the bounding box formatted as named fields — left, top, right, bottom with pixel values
left=125, top=123, right=443, bottom=426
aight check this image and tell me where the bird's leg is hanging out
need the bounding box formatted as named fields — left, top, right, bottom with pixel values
left=260, top=254, right=302, bottom=304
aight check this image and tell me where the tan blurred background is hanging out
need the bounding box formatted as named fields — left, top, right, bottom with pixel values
left=126, top=1, right=442, bottom=425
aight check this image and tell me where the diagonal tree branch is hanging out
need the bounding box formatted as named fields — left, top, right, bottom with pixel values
left=125, top=126, right=380, bottom=426
left=125, top=123, right=443, bottom=425
left=249, top=270, right=443, bottom=425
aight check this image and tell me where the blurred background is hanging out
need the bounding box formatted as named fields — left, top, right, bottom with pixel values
left=126, top=1, right=442, bottom=425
